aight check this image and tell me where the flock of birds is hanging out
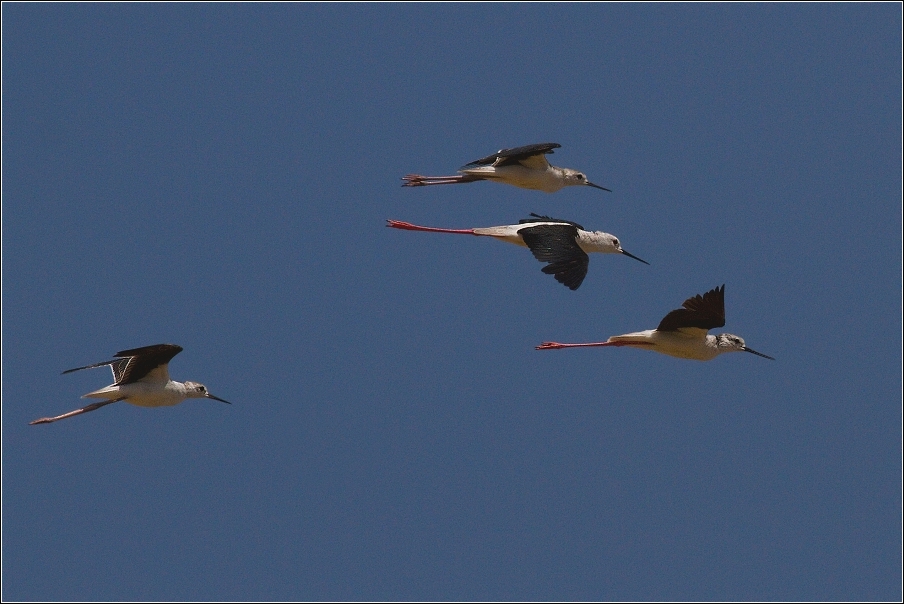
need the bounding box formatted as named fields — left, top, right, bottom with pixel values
left=30, top=142, right=772, bottom=426
left=392, top=142, right=774, bottom=361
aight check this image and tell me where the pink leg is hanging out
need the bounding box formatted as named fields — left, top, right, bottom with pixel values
left=401, top=174, right=483, bottom=187
left=30, top=397, right=126, bottom=425
left=386, top=220, right=476, bottom=235
left=536, top=341, right=653, bottom=351
left=536, top=341, right=614, bottom=350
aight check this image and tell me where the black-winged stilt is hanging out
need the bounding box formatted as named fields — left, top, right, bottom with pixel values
left=402, top=143, right=611, bottom=193
left=536, top=285, right=774, bottom=360
left=387, top=213, right=647, bottom=291
left=30, top=344, right=231, bottom=425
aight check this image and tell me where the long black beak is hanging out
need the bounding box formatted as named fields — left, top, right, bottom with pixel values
left=206, top=393, right=232, bottom=404
left=587, top=181, right=612, bottom=192
left=743, top=347, right=775, bottom=360
left=621, top=249, right=650, bottom=265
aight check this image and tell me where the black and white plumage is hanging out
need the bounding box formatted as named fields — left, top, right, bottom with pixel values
left=516, top=215, right=597, bottom=290
left=386, top=213, right=647, bottom=291
left=655, top=285, right=727, bottom=332
left=402, top=143, right=611, bottom=193
left=61, top=343, right=185, bottom=385
left=537, top=285, right=775, bottom=361
left=464, top=143, right=568, bottom=169
left=30, top=344, right=231, bottom=425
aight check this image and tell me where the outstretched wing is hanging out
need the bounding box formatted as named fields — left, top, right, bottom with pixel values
left=656, top=285, right=726, bottom=332
left=112, top=344, right=183, bottom=384
left=62, top=343, right=183, bottom=385
left=61, top=357, right=128, bottom=380
left=464, top=143, right=561, bottom=169
left=518, top=224, right=589, bottom=291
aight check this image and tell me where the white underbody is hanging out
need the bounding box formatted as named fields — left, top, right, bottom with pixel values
left=460, top=165, right=567, bottom=193
left=607, top=329, right=723, bottom=361
left=472, top=223, right=617, bottom=254
left=83, top=380, right=190, bottom=407
left=473, top=223, right=541, bottom=246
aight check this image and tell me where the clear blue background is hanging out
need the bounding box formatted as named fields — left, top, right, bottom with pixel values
left=3, top=4, right=901, bottom=601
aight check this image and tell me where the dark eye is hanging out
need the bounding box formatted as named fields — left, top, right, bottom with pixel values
left=577, top=174, right=584, bottom=180
left=613, top=238, right=619, bottom=246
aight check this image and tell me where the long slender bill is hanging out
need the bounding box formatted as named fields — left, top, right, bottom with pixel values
left=743, top=347, right=775, bottom=360
left=586, top=181, right=612, bottom=192
left=621, top=249, right=650, bottom=265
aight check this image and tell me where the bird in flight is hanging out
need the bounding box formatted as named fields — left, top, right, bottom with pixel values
left=402, top=142, right=611, bottom=193
left=30, top=344, right=231, bottom=425
left=536, top=285, right=774, bottom=360
left=387, top=213, right=647, bottom=290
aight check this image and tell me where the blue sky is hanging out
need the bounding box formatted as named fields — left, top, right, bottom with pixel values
left=3, top=4, right=901, bottom=601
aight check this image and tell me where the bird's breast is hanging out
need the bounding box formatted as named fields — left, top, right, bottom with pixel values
left=607, top=331, right=721, bottom=361
left=460, top=165, right=562, bottom=192
left=118, top=381, right=187, bottom=407
left=648, top=332, right=721, bottom=361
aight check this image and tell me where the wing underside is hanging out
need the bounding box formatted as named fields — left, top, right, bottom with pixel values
left=518, top=224, right=589, bottom=290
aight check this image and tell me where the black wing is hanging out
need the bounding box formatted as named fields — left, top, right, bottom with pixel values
left=61, top=357, right=129, bottom=379
left=518, top=213, right=584, bottom=230
left=464, top=143, right=561, bottom=167
left=63, top=344, right=184, bottom=384
left=656, top=285, right=726, bottom=332
left=112, top=344, right=183, bottom=384
left=518, top=224, right=589, bottom=291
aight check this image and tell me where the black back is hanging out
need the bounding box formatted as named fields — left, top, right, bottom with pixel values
left=464, top=142, right=561, bottom=167
left=656, top=285, right=726, bottom=332
left=517, top=223, right=589, bottom=291
left=518, top=213, right=585, bottom=230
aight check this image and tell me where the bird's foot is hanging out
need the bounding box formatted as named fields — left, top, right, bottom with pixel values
left=536, top=342, right=565, bottom=350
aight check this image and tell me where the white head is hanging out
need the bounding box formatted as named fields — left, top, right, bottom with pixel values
left=560, top=168, right=611, bottom=191
left=579, top=231, right=650, bottom=265
left=183, top=381, right=232, bottom=403
left=715, top=334, right=774, bottom=359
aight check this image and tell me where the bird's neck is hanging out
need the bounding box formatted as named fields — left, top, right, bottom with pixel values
left=166, top=380, right=188, bottom=394
left=575, top=231, right=610, bottom=253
